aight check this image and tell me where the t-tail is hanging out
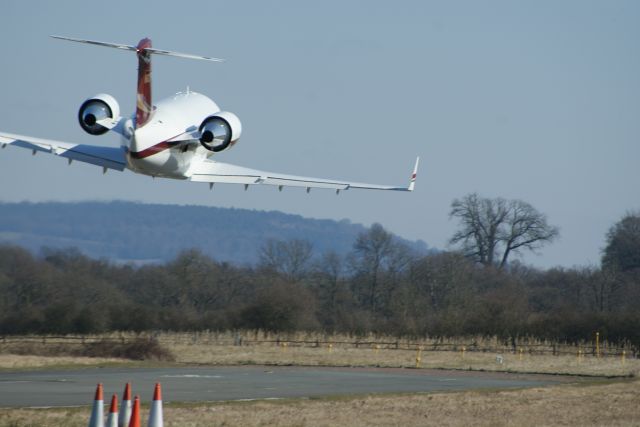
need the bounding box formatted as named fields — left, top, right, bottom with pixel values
left=135, top=38, right=153, bottom=128
left=50, top=35, right=224, bottom=129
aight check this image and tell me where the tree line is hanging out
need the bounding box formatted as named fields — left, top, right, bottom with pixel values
left=0, top=198, right=638, bottom=348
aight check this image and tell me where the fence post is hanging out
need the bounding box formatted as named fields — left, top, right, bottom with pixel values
left=596, top=332, right=600, bottom=358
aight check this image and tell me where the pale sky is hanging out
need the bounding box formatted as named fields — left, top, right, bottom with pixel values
left=0, top=0, right=638, bottom=268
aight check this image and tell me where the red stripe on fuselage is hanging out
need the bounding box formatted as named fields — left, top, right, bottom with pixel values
left=129, top=140, right=182, bottom=159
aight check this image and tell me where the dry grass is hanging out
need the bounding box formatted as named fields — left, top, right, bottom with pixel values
left=1, top=378, right=638, bottom=426
left=0, top=354, right=123, bottom=370
left=168, top=342, right=639, bottom=377
left=1, top=332, right=638, bottom=377
left=137, top=330, right=640, bottom=377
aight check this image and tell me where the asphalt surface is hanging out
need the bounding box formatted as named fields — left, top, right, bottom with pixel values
left=0, top=366, right=564, bottom=408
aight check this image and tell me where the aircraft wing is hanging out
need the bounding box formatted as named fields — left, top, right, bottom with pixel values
left=188, top=157, right=419, bottom=192
left=0, top=132, right=126, bottom=172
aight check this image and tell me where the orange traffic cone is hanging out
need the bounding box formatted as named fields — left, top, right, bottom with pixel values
left=106, top=394, right=118, bottom=427
left=88, top=383, right=104, bottom=427
left=147, top=383, right=163, bottom=427
left=119, top=383, right=132, bottom=427
left=128, top=395, right=141, bottom=427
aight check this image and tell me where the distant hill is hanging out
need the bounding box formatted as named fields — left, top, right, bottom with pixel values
left=0, top=201, right=430, bottom=264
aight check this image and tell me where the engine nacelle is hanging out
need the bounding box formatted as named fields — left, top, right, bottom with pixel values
left=199, top=111, right=242, bottom=152
left=78, top=94, right=120, bottom=135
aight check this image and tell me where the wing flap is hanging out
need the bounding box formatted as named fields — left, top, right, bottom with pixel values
left=188, top=158, right=416, bottom=192
left=0, top=132, right=126, bottom=171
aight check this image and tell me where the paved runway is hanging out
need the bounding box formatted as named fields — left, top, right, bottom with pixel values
left=0, top=366, right=563, bottom=408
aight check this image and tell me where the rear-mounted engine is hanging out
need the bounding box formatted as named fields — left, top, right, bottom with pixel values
left=78, top=94, right=120, bottom=135
left=199, top=111, right=242, bottom=152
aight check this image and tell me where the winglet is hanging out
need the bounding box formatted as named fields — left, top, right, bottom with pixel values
left=408, top=156, right=420, bottom=191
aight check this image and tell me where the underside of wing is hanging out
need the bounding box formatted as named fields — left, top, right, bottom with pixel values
left=0, top=132, right=126, bottom=171
left=188, top=158, right=419, bottom=192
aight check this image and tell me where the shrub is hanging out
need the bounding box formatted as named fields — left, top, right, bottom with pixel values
left=78, top=338, right=175, bottom=361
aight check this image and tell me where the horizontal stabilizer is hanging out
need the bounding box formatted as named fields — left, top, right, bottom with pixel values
left=50, top=35, right=224, bottom=62
left=144, top=48, right=224, bottom=62
left=50, top=35, right=138, bottom=51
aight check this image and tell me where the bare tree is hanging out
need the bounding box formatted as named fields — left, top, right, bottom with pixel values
left=259, top=238, right=314, bottom=281
left=350, top=223, right=413, bottom=312
left=498, top=199, right=560, bottom=268
left=314, top=251, right=343, bottom=309
left=449, top=193, right=559, bottom=268
left=449, top=194, right=508, bottom=266
left=350, top=224, right=394, bottom=311
left=410, top=252, right=473, bottom=310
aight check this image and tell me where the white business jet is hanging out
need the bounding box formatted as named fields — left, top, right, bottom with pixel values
left=0, top=36, right=419, bottom=194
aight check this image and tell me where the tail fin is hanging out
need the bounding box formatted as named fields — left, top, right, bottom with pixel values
left=50, top=35, right=224, bottom=129
left=135, top=38, right=153, bottom=128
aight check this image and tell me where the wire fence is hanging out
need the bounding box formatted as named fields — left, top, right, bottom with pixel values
left=1, top=331, right=637, bottom=359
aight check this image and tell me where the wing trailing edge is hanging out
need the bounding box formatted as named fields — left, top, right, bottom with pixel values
left=188, top=157, right=420, bottom=193
left=0, top=132, right=126, bottom=171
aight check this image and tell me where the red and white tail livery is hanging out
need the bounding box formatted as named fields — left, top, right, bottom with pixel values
left=0, top=36, right=419, bottom=194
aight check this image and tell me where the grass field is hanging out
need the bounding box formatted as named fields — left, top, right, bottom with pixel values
left=167, top=342, right=639, bottom=377
left=1, top=332, right=638, bottom=377
left=1, top=378, right=638, bottom=426
left=0, top=354, right=126, bottom=370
